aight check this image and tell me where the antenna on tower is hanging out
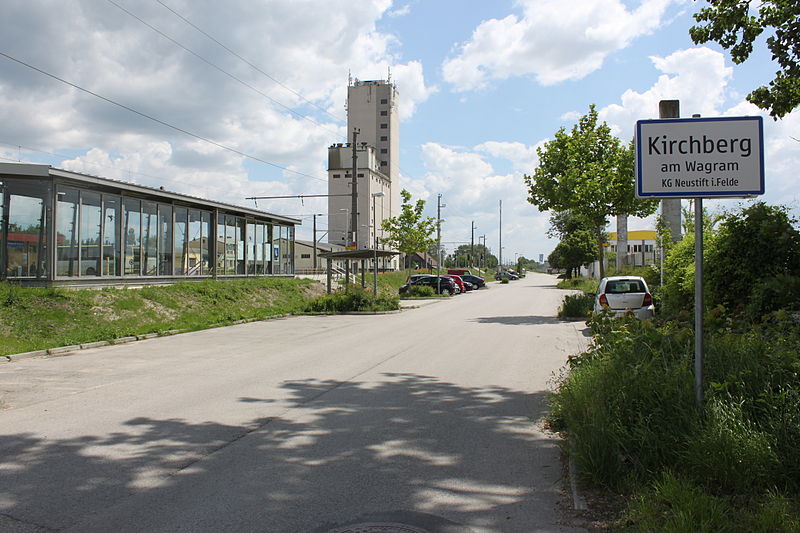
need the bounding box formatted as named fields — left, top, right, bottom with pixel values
left=387, top=66, right=392, bottom=84
left=348, top=70, right=352, bottom=86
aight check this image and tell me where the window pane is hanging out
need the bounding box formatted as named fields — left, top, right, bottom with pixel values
left=158, top=204, right=172, bottom=275
left=216, top=215, right=226, bottom=275
left=123, top=198, right=141, bottom=275
left=56, top=187, right=80, bottom=277
left=142, top=201, right=158, bottom=276
left=80, top=191, right=101, bottom=276
left=225, top=215, right=236, bottom=275
left=255, top=224, right=265, bottom=274
left=103, top=195, right=120, bottom=276
left=174, top=207, right=188, bottom=275
left=187, top=210, right=201, bottom=276
left=8, top=189, right=46, bottom=278
left=235, top=217, right=245, bottom=274
left=246, top=222, right=255, bottom=275
left=200, top=211, right=211, bottom=275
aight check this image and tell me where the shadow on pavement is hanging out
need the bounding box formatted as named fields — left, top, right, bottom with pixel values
left=471, top=315, right=563, bottom=326
left=0, top=373, right=580, bottom=532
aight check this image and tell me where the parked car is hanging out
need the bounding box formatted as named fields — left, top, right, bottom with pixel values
left=593, top=276, right=655, bottom=320
left=442, top=274, right=467, bottom=293
left=460, top=274, right=486, bottom=288
left=399, top=275, right=458, bottom=296
left=495, top=271, right=519, bottom=281
left=462, top=280, right=475, bottom=291
left=406, top=274, right=434, bottom=284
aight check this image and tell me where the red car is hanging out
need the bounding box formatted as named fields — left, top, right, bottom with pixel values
left=441, top=274, right=466, bottom=293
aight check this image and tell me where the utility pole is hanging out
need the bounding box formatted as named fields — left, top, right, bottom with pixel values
left=350, top=128, right=360, bottom=249
left=498, top=200, right=502, bottom=272
left=313, top=214, right=318, bottom=271
left=470, top=221, right=476, bottom=270
left=437, top=194, right=445, bottom=288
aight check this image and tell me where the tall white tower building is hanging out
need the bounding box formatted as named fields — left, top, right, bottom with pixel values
left=327, top=79, right=399, bottom=254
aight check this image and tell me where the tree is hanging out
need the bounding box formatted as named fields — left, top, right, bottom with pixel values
left=547, top=229, right=597, bottom=279
left=690, top=0, right=800, bottom=119
left=380, top=189, right=437, bottom=270
left=524, top=106, right=657, bottom=278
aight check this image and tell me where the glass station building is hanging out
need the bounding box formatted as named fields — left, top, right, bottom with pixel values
left=0, top=163, right=298, bottom=286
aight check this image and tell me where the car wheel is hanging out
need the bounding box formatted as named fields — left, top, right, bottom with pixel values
left=442, top=288, right=450, bottom=296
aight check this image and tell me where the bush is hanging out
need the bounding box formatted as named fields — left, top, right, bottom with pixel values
left=558, top=292, right=594, bottom=319
left=550, top=314, right=800, bottom=528
left=306, top=288, right=400, bottom=313
left=405, top=285, right=435, bottom=298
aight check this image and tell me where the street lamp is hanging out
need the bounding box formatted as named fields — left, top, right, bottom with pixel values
left=371, top=192, right=385, bottom=295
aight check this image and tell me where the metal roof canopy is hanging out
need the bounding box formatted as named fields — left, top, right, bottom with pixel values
left=0, top=162, right=301, bottom=225
left=317, top=249, right=399, bottom=294
left=318, top=249, right=398, bottom=260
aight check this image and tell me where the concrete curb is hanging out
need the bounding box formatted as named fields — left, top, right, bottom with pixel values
left=569, top=455, right=588, bottom=511
left=7, top=350, right=48, bottom=362
left=47, top=345, right=81, bottom=356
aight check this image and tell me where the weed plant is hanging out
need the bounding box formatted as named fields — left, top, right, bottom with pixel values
left=305, top=286, right=399, bottom=313
left=403, top=285, right=436, bottom=298
left=549, top=310, right=800, bottom=530
left=556, top=276, right=598, bottom=293
left=557, top=293, right=594, bottom=319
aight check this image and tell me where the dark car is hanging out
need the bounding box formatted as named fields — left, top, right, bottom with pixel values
left=460, top=274, right=486, bottom=288
left=495, top=271, right=519, bottom=281
left=399, top=275, right=458, bottom=295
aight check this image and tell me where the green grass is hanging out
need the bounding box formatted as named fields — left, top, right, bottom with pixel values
left=549, top=312, right=800, bottom=530
left=556, top=276, right=598, bottom=293
left=0, top=278, right=324, bottom=356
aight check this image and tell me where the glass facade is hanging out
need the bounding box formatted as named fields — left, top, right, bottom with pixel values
left=0, top=173, right=295, bottom=283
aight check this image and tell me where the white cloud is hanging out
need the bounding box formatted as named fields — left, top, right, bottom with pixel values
left=407, top=141, right=553, bottom=258
left=442, top=0, right=682, bottom=91
left=599, top=47, right=733, bottom=139
left=597, top=45, right=799, bottom=222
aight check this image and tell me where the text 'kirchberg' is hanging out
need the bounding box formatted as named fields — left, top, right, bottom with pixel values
left=647, top=135, right=752, bottom=158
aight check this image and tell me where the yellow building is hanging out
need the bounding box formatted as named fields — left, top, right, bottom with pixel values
left=607, top=230, right=659, bottom=267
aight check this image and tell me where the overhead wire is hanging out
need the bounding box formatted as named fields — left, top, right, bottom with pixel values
left=154, top=0, right=346, bottom=126
left=0, top=51, right=329, bottom=184
left=106, top=0, right=344, bottom=141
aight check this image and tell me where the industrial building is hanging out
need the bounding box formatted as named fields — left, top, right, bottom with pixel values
left=327, top=79, right=399, bottom=267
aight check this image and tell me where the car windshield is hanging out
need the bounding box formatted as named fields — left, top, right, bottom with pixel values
left=606, top=280, right=646, bottom=294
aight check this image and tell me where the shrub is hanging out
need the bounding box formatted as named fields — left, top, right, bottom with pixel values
left=306, top=288, right=400, bottom=313
left=558, top=292, right=594, bottom=319
left=405, top=285, right=435, bottom=298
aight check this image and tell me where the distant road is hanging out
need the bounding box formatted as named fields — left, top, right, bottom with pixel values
left=0, top=272, right=589, bottom=533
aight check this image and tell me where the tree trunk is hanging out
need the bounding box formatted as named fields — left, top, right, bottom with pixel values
left=616, top=213, right=628, bottom=273
left=597, top=232, right=605, bottom=280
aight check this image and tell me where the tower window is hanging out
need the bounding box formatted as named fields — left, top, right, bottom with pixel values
left=380, top=99, right=388, bottom=104
left=380, top=148, right=387, bottom=154
left=380, top=136, right=388, bottom=141
left=380, top=123, right=388, bottom=129
left=380, top=110, right=387, bottom=116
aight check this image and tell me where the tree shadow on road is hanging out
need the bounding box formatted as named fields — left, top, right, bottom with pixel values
left=471, top=315, right=564, bottom=326
left=0, top=373, right=581, bottom=532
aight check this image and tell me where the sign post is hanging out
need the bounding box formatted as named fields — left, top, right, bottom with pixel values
left=635, top=115, right=764, bottom=408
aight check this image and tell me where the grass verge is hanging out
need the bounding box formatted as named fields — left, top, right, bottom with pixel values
left=549, top=312, right=800, bottom=530
left=0, top=278, right=398, bottom=356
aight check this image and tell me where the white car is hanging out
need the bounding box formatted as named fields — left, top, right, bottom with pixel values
left=594, top=276, right=655, bottom=320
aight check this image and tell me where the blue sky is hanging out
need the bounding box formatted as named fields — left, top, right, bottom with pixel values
left=0, top=0, right=797, bottom=262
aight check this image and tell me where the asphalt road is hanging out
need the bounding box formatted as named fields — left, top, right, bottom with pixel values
left=0, top=272, right=590, bottom=533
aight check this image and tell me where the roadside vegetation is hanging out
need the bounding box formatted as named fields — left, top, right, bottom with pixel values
left=549, top=202, right=800, bottom=530
left=0, top=277, right=399, bottom=356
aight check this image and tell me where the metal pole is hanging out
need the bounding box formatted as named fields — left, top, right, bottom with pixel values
left=498, top=200, right=502, bottom=272
left=312, top=214, right=318, bottom=271
left=694, top=198, right=704, bottom=408
left=471, top=221, right=475, bottom=270
left=373, top=194, right=378, bottom=295
left=350, top=128, right=359, bottom=249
